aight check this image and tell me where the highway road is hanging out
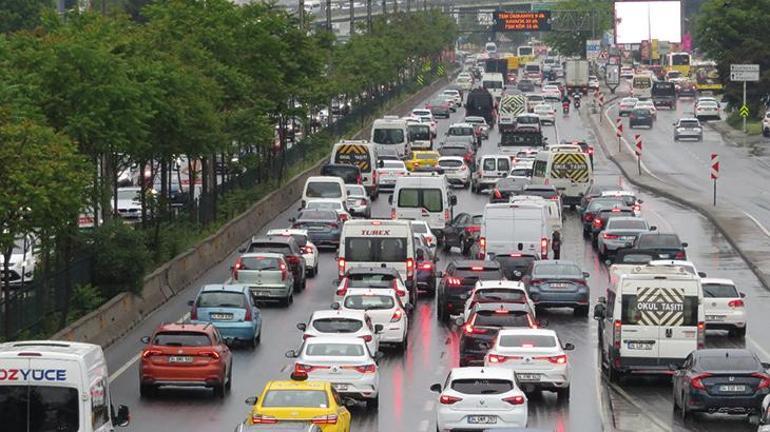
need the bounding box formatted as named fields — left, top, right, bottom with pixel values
left=103, top=80, right=770, bottom=431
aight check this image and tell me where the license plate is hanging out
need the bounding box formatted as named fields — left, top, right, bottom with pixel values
left=169, top=356, right=193, bottom=363
left=719, top=385, right=746, bottom=392
left=210, top=313, right=233, bottom=320
left=706, top=315, right=725, bottom=321
left=517, top=373, right=541, bottom=382
left=255, top=291, right=269, bottom=297
left=659, top=254, right=670, bottom=259
left=333, top=384, right=348, bottom=391
left=549, top=282, right=569, bottom=288
left=468, top=416, right=497, bottom=424
left=627, top=341, right=653, bottom=350
left=620, top=236, right=635, bottom=241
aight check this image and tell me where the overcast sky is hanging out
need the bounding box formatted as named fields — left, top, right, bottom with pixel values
left=615, top=1, right=681, bottom=44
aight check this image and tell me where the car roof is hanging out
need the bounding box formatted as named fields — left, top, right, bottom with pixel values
left=678, top=117, right=700, bottom=122
left=497, top=328, right=556, bottom=337
left=267, top=228, right=309, bottom=237
left=154, top=322, right=215, bottom=333
left=311, top=309, right=367, bottom=320
left=439, top=156, right=465, bottom=162
left=693, top=348, right=754, bottom=360
left=251, top=235, right=294, bottom=245
left=306, top=198, right=344, bottom=204
left=307, top=175, right=345, bottom=183
left=533, top=259, right=579, bottom=267
left=700, top=277, right=735, bottom=286
left=452, top=260, right=501, bottom=269
left=600, top=190, right=635, bottom=196
left=240, top=252, right=285, bottom=259
left=265, top=380, right=330, bottom=391
left=200, top=283, right=249, bottom=294
left=450, top=366, right=515, bottom=380
left=449, top=122, right=474, bottom=128
left=475, top=280, right=526, bottom=290
left=606, top=216, right=645, bottom=223
left=344, top=288, right=398, bottom=297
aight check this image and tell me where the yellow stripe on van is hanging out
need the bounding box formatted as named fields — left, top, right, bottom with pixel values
left=550, top=153, right=589, bottom=182
left=337, top=144, right=370, bottom=171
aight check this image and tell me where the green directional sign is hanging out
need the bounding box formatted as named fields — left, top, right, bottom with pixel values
left=740, top=104, right=750, bottom=118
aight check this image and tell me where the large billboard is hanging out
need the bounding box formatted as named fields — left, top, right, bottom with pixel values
left=614, top=1, right=681, bottom=44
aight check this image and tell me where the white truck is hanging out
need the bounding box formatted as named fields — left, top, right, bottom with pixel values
left=565, top=59, right=590, bottom=95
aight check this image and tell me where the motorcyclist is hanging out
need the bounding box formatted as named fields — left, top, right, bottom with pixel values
left=561, top=94, right=570, bottom=113
left=573, top=92, right=582, bottom=109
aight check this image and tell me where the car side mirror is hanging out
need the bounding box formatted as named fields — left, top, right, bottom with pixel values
left=649, top=225, right=657, bottom=231
left=289, top=217, right=297, bottom=223
left=374, top=324, right=384, bottom=334
left=285, top=350, right=298, bottom=358
left=681, top=242, right=689, bottom=248
left=454, top=317, right=465, bottom=326
left=740, top=292, right=746, bottom=298
left=583, top=272, right=590, bottom=279
left=430, top=383, right=443, bottom=393
left=388, top=195, right=393, bottom=205
left=113, top=405, right=130, bottom=427
left=672, top=122, right=677, bottom=126
left=238, top=247, right=246, bottom=253
left=563, top=343, right=575, bottom=351
left=513, top=270, right=522, bottom=278
left=331, top=302, right=341, bottom=310
left=698, top=272, right=707, bottom=278
left=374, top=351, right=385, bottom=362
left=245, top=396, right=258, bottom=406
left=296, top=323, right=307, bottom=331
left=450, top=195, right=458, bottom=206
left=140, top=336, right=150, bottom=344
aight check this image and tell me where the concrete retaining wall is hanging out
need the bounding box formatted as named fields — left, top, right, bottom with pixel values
left=53, top=71, right=456, bottom=348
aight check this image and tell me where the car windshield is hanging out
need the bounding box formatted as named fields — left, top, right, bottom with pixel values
left=346, top=185, right=366, bottom=196
left=261, top=390, right=329, bottom=408
left=305, top=342, right=365, bottom=357
left=312, top=318, right=364, bottom=334
left=637, top=234, right=681, bottom=248
left=517, top=116, right=539, bottom=124
left=587, top=198, right=626, bottom=212
left=608, top=219, right=647, bottom=230
left=702, top=283, right=739, bottom=298
left=196, top=291, right=247, bottom=308
left=239, top=256, right=282, bottom=271
left=450, top=379, right=513, bottom=395
left=306, top=182, right=342, bottom=198
left=474, top=310, right=530, bottom=327
left=344, top=295, right=395, bottom=310
left=297, top=210, right=337, bottom=222
left=117, top=189, right=139, bottom=200
left=439, top=159, right=463, bottom=168
left=439, top=146, right=466, bottom=157
left=532, top=263, right=583, bottom=278
left=698, top=355, right=759, bottom=372
left=474, top=288, right=526, bottom=303
left=153, top=331, right=211, bottom=346
left=373, top=128, right=405, bottom=145
left=306, top=201, right=341, bottom=211
left=411, top=223, right=428, bottom=234
left=679, top=120, right=700, bottom=128
left=0, top=386, right=79, bottom=432
left=499, top=334, right=556, bottom=348
left=382, top=160, right=406, bottom=170
left=448, top=127, right=474, bottom=136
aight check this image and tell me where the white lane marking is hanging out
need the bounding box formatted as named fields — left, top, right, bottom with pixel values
left=591, top=320, right=610, bottom=431
left=417, top=419, right=430, bottom=432
left=743, top=211, right=770, bottom=238
left=749, top=337, right=770, bottom=361
left=108, top=312, right=191, bottom=383
left=602, top=102, right=665, bottom=183
left=643, top=206, right=674, bottom=233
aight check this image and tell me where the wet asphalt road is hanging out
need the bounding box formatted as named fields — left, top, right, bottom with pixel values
left=103, top=81, right=770, bottom=432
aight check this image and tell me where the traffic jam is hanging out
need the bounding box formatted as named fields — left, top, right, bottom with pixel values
left=3, top=47, right=770, bottom=432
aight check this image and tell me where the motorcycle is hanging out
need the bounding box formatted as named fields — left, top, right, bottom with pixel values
left=574, top=97, right=581, bottom=109
left=562, top=102, right=570, bottom=115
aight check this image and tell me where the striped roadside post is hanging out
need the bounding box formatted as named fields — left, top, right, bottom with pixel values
left=711, top=153, right=719, bottom=206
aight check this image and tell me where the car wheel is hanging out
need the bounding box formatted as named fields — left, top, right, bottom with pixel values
left=437, top=301, right=448, bottom=322
left=400, top=335, right=409, bottom=352
left=282, top=292, right=293, bottom=308
left=673, top=136, right=678, bottom=141
left=464, top=181, right=470, bottom=190
left=225, top=363, right=233, bottom=391
left=300, top=276, right=307, bottom=291
left=680, top=393, right=689, bottom=420
left=366, top=396, right=379, bottom=411
left=214, top=382, right=226, bottom=398
left=556, top=386, right=570, bottom=401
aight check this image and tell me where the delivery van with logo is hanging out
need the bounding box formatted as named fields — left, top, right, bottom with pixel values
left=331, top=140, right=380, bottom=200
left=530, top=145, right=593, bottom=208
left=338, top=220, right=415, bottom=287
left=0, top=340, right=130, bottom=432
left=593, top=265, right=704, bottom=382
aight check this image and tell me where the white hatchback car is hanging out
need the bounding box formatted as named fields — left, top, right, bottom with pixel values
left=431, top=367, right=528, bottom=430
left=266, top=228, right=319, bottom=277
left=410, top=220, right=438, bottom=253
left=533, top=103, right=556, bottom=125
left=286, top=336, right=381, bottom=410
left=484, top=328, right=574, bottom=399
left=701, top=277, right=747, bottom=337
left=463, top=280, right=536, bottom=321
left=297, top=309, right=381, bottom=355
left=334, top=268, right=412, bottom=310
left=438, top=156, right=471, bottom=189
left=339, top=288, right=409, bottom=351
left=303, top=198, right=351, bottom=222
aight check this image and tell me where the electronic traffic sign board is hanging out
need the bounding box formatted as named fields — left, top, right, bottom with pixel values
left=493, top=11, right=552, bottom=32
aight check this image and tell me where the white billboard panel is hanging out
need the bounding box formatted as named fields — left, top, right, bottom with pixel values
left=614, top=1, right=681, bottom=44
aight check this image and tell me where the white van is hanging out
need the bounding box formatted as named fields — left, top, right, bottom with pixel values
left=390, top=173, right=457, bottom=241
left=338, top=219, right=415, bottom=287
left=479, top=202, right=550, bottom=260
left=371, top=116, right=410, bottom=159
left=331, top=140, right=379, bottom=199
left=509, top=195, right=562, bottom=235
left=594, top=265, right=705, bottom=381
left=485, top=42, right=498, bottom=55
left=301, top=176, right=347, bottom=208
left=481, top=72, right=505, bottom=102
left=0, top=340, right=130, bottom=431
left=472, top=154, right=511, bottom=193
left=530, top=146, right=593, bottom=209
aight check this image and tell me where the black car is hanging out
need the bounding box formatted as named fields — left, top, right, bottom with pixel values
left=590, top=207, right=636, bottom=246
left=436, top=260, right=503, bottom=323
left=245, top=236, right=307, bottom=291
left=673, top=349, right=770, bottom=419
left=492, top=253, right=538, bottom=281
left=629, top=108, right=654, bottom=128
left=320, top=164, right=361, bottom=185
left=443, top=213, right=483, bottom=255
left=490, top=177, right=526, bottom=203
left=581, top=197, right=629, bottom=235
left=459, top=302, right=535, bottom=366
left=632, top=232, right=688, bottom=260
left=521, top=260, right=591, bottom=316
left=580, top=184, right=625, bottom=210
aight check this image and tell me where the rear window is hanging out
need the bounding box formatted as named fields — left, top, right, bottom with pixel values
left=239, top=256, right=282, bottom=271
left=153, top=331, right=212, bottom=346
left=344, top=295, right=395, bottom=310
left=382, top=160, right=406, bottom=169
left=408, top=125, right=431, bottom=141
left=248, top=242, right=292, bottom=255
left=439, top=159, right=463, bottom=168
left=499, top=334, right=556, bottom=348
left=373, top=128, right=405, bottom=145
left=311, top=318, right=364, bottom=334
left=451, top=378, right=513, bottom=395
left=449, top=127, right=474, bottom=136
left=474, top=288, right=526, bottom=303
left=306, top=181, right=342, bottom=198
left=532, top=263, right=582, bottom=278
left=621, top=293, right=698, bottom=326
left=679, top=120, right=700, bottom=128
left=455, top=267, right=502, bottom=280
left=473, top=310, right=530, bottom=327
left=196, top=291, right=247, bottom=308
left=637, top=234, right=681, bottom=248
left=587, top=199, right=626, bottom=212
left=607, top=219, right=646, bottom=230
left=305, top=343, right=365, bottom=357
left=397, top=188, right=443, bottom=212
left=262, top=390, right=328, bottom=408
left=298, top=210, right=337, bottom=221
left=483, top=158, right=496, bottom=171
left=321, top=166, right=359, bottom=183
left=495, top=255, right=536, bottom=279
left=344, top=237, right=407, bottom=262
left=510, top=168, right=532, bottom=177
left=698, top=355, right=759, bottom=372
left=0, top=386, right=79, bottom=432
left=346, top=185, right=367, bottom=197
left=306, top=202, right=342, bottom=211
left=439, top=146, right=467, bottom=157
left=702, top=283, right=739, bottom=298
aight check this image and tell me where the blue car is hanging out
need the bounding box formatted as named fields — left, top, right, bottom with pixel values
left=190, top=284, right=262, bottom=348
left=291, top=209, right=342, bottom=248
left=522, top=260, right=591, bottom=317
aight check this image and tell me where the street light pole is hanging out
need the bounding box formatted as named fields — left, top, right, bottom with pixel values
left=350, top=0, right=355, bottom=30
left=299, top=0, right=305, bottom=29
left=367, top=0, right=372, bottom=32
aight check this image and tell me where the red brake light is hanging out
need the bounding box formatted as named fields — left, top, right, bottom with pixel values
left=356, top=175, right=362, bottom=184
left=728, top=299, right=744, bottom=308
left=464, top=226, right=480, bottom=234
left=336, top=278, right=350, bottom=297
left=393, top=278, right=407, bottom=297
left=613, top=320, right=622, bottom=350
left=142, top=349, right=162, bottom=359
left=338, top=257, right=346, bottom=278
left=232, top=257, right=242, bottom=281
left=439, top=394, right=462, bottom=405
left=390, top=309, right=403, bottom=322
left=302, top=246, right=313, bottom=254
left=251, top=414, right=278, bottom=424
left=535, top=354, right=567, bottom=364
left=602, top=233, right=619, bottom=240
left=285, top=255, right=301, bottom=265
left=479, top=237, right=486, bottom=255
left=753, top=373, right=770, bottom=390
left=348, top=364, right=376, bottom=374
left=406, top=258, right=414, bottom=279
left=244, top=305, right=253, bottom=321
left=360, top=334, right=373, bottom=342
left=200, top=351, right=220, bottom=360
left=540, top=237, right=548, bottom=259
left=675, top=251, right=686, bottom=260
left=592, top=219, right=603, bottom=229
left=690, top=373, right=711, bottom=390
left=311, top=414, right=338, bottom=425
left=503, top=395, right=526, bottom=405
left=488, top=353, right=521, bottom=364
left=463, top=323, right=488, bottom=334
left=446, top=276, right=462, bottom=286
left=419, top=262, right=433, bottom=270
left=697, top=321, right=705, bottom=349
left=279, top=261, right=289, bottom=281
left=493, top=189, right=502, bottom=200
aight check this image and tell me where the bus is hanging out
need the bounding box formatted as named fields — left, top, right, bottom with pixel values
left=631, top=74, right=653, bottom=99
left=517, top=45, right=534, bottom=57
left=691, top=60, right=723, bottom=92
left=664, top=52, right=691, bottom=76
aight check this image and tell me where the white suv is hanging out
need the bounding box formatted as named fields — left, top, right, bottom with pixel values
left=701, top=278, right=747, bottom=337
left=339, top=288, right=409, bottom=351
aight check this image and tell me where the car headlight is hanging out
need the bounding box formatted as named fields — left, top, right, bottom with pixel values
left=676, top=128, right=685, bottom=132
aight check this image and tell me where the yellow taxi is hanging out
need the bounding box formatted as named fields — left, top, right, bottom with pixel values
left=247, top=378, right=351, bottom=431
left=405, top=150, right=441, bottom=171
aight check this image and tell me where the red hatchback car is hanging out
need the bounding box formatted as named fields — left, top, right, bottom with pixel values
left=139, top=322, right=233, bottom=398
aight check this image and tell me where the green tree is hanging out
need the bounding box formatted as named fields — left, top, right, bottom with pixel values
left=694, top=0, right=770, bottom=112
left=544, top=0, right=612, bottom=57
left=0, top=0, right=53, bottom=33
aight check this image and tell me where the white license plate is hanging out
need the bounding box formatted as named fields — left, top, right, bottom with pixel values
left=627, top=342, right=653, bottom=350
left=468, top=416, right=497, bottom=424
left=719, top=385, right=746, bottom=392
left=210, top=313, right=233, bottom=320
left=256, top=291, right=270, bottom=297
left=659, top=254, right=670, bottom=258
left=169, top=356, right=193, bottom=363
left=517, top=373, right=541, bottom=382
left=549, top=282, right=569, bottom=288
left=706, top=315, right=725, bottom=321
left=333, top=384, right=348, bottom=391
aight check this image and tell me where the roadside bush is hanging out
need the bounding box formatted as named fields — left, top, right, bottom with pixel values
left=67, top=284, right=105, bottom=323
left=89, top=220, right=150, bottom=297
